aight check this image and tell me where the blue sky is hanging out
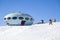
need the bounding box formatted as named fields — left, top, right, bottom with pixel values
left=0, top=0, right=60, bottom=26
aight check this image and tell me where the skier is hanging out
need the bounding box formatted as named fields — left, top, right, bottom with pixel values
left=49, top=19, right=52, bottom=25
left=41, top=20, right=44, bottom=24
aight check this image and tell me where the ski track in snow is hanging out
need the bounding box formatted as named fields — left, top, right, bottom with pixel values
left=0, top=22, right=60, bottom=40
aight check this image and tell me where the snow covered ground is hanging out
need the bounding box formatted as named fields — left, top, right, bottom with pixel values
left=0, top=22, right=60, bottom=40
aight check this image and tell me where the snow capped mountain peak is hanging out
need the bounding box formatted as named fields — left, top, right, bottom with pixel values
left=0, top=22, right=60, bottom=40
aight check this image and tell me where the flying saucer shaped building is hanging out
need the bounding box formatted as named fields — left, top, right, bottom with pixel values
left=4, top=12, right=34, bottom=26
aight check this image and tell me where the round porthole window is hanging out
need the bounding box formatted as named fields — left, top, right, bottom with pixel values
left=12, top=17, right=17, bottom=20
left=7, top=17, right=11, bottom=20
left=4, top=18, right=6, bottom=20
left=19, top=17, right=24, bottom=20
left=25, top=17, right=29, bottom=20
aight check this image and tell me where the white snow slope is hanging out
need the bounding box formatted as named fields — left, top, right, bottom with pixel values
left=0, top=22, right=60, bottom=40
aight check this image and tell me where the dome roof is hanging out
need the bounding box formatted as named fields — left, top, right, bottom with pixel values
left=4, top=12, right=32, bottom=18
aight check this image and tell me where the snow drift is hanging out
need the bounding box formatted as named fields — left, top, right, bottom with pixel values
left=0, top=22, right=60, bottom=40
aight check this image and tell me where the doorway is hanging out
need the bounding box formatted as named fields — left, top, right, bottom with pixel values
left=21, top=20, right=26, bottom=26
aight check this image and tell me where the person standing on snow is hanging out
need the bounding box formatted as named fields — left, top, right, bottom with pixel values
left=41, top=20, right=44, bottom=24
left=49, top=19, right=52, bottom=25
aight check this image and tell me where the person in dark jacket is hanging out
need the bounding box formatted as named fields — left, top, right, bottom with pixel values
left=49, top=19, right=52, bottom=25
left=41, top=20, right=44, bottom=24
